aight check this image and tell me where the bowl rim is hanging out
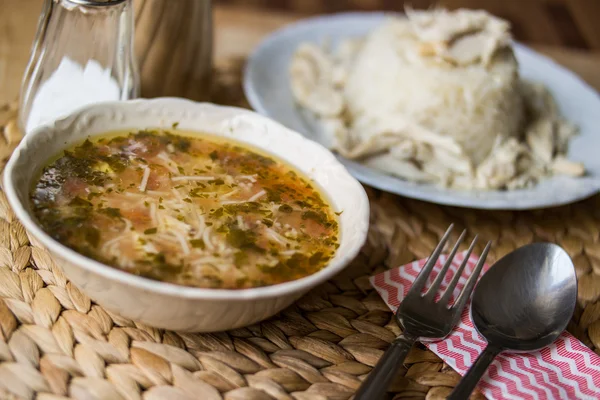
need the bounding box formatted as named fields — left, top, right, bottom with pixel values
left=4, top=98, right=370, bottom=301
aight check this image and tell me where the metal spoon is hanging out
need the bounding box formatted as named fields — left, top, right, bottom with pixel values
left=448, top=243, right=577, bottom=399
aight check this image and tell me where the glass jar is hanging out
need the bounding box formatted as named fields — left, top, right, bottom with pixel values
left=19, top=0, right=139, bottom=134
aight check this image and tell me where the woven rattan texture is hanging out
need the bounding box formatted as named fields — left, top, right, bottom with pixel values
left=1, top=62, right=599, bottom=400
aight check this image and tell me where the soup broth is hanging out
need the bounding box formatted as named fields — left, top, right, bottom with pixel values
left=31, top=130, right=339, bottom=289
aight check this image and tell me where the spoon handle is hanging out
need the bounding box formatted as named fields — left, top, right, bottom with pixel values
left=354, top=332, right=417, bottom=400
left=447, top=345, right=502, bottom=400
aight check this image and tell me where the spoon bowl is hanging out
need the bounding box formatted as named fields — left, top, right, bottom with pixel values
left=472, top=242, right=577, bottom=351
left=449, top=243, right=577, bottom=399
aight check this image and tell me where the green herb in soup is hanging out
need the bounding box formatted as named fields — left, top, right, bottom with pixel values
left=31, top=130, right=339, bottom=289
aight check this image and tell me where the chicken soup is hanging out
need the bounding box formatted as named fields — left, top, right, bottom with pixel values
left=31, top=130, right=339, bottom=289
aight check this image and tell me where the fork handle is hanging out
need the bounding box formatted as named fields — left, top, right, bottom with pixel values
left=447, top=344, right=502, bottom=400
left=354, top=332, right=417, bottom=400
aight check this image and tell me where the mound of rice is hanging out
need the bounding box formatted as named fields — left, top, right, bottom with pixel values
left=345, top=16, right=523, bottom=166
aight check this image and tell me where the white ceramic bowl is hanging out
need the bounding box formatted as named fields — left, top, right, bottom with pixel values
left=4, top=98, right=370, bottom=332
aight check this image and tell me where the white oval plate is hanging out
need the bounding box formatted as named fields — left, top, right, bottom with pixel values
left=244, top=12, right=600, bottom=210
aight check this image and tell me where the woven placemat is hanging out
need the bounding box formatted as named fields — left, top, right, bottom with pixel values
left=1, top=61, right=599, bottom=400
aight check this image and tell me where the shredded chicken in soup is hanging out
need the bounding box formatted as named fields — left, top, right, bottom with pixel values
left=31, top=130, right=339, bottom=289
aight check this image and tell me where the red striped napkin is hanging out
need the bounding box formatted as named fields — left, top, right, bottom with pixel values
left=370, top=251, right=600, bottom=400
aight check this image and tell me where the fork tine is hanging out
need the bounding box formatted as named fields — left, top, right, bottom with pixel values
left=440, top=235, right=478, bottom=305
left=450, top=241, right=492, bottom=312
left=425, top=229, right=466, bottom=299
left=410, top=224, right=454, bottom=295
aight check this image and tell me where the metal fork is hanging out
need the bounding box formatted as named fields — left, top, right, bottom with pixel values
left=355, top=225, right=491, bottom=400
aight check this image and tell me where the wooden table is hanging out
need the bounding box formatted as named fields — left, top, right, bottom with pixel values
left=1, top=1, right=600, bottom=106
